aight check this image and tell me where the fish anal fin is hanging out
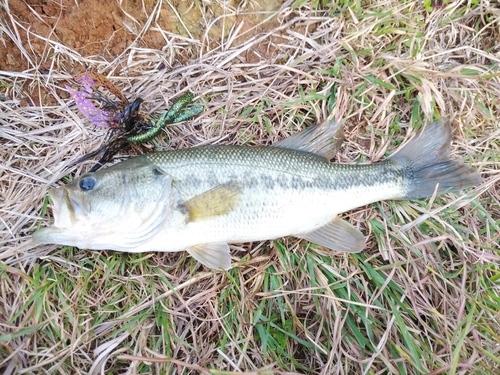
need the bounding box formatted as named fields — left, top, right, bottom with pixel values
left=183, top=182, right=242, bottom=222
left=273, top=119, right=344, bottom=160
left=297, top=216, right=365, bottom=253
left=186, top=242, right=232, bottom=270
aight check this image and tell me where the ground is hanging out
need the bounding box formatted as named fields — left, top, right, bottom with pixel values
left=0, top=0, right=499, bottom=374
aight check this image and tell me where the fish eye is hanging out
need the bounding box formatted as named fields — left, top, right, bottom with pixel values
left=79, top=176, right=96, bottom=191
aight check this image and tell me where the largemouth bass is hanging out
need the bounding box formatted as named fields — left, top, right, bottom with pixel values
left=32, top=118, right=481, bottom=269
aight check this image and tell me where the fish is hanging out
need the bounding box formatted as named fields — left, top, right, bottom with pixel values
left=32, top=118, right=481, bottom=270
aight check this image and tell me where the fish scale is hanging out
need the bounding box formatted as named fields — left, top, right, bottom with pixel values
left=144, top=146, right=405, bottom=209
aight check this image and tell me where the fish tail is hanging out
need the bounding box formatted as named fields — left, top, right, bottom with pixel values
left=389, top=118, right=481, bottom=200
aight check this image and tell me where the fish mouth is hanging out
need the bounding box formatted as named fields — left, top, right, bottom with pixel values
left=48, top=187, right=78, bottom=228
left=32, top=186, right=86, bottom=245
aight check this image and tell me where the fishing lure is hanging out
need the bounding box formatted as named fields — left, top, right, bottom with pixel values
left=81, top=95, right=203, bottom=171
left=126, top=93, right=204, bottom=144
left=66, top=72, right=204, bottom=171
left=66, top=72, right=127, bottom=128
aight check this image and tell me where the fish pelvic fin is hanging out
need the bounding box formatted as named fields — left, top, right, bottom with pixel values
left=297, top=216, right=365, bottom=253
left=186, top=243, right=231, bottom=270
left=389, top=118, right=481, bottom=200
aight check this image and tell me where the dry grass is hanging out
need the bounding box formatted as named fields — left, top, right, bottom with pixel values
left=1, top=0, right=499, bottom=374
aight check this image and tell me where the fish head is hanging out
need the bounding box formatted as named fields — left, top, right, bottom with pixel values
left=32, top=158, right=174, bottom=250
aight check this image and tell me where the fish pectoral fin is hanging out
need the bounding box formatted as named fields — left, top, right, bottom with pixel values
left=297, top=216, right=365, bottom=253
left=182, top=182, right=242, bottom=222
left=272, top=118, right=344, bottom=160
left=186, top=242, right=232, bottom=270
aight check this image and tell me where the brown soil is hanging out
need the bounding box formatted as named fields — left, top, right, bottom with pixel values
left=3, top=0, right=157, bottom=70
left=1, top=0, right=282, bottom=72
left=1, top=0, right=283, bottom=107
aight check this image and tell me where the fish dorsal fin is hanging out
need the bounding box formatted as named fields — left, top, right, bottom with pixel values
left=183, top=182, right=242, bottom=222
left=272, top=118, right=344, bottom=160
left=186, top=242, right=232, bottom=270
left=297, top=216, right=365, bottom=253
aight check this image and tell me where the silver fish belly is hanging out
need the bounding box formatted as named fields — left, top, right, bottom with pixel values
left=32, top=118, right=481, bottom=270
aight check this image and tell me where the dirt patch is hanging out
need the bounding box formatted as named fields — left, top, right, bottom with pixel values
left=1, top=0, right=284, bottom=107
left=3, top=0, right=170, bottom=71
left=1, top=0, right=284, bottom=72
